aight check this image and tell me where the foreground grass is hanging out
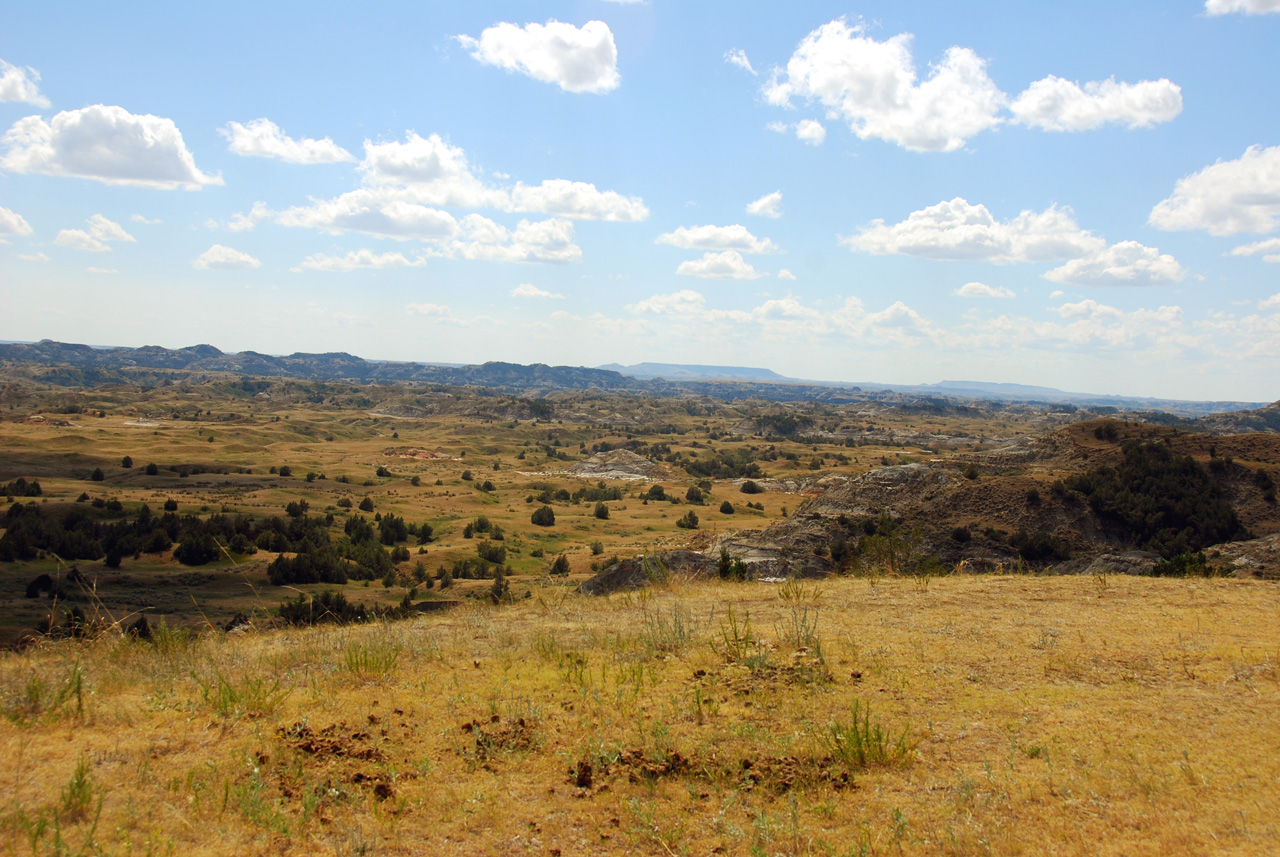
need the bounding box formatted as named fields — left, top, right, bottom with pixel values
left=2, top=574, right=1279, bottom=856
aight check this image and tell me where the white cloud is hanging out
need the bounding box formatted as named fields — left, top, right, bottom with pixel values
left=725, top=49, right=756, bottom=75
left=1, top=104, right=221, bottom=189
left=291, top=249, right=425, bottom=273
left=848, top=197, right=1105, bottom=263
left=676, top=250, right=764, bottom=279
left=219, top=118, right=353, bottom=164
left=458, top=20, right=620, bottom=94
left=511, top=179, right=648, bottom=221
left=656, top=224, right=779, bottom=253
left=766, top=121, right=789, bottom=134
left=1010, top=76, right=1182, bottom=132
left=1229, top=238, right=1280, bottom=259
left=955, top=281, right=1015, bottom=298
left=194, top=244, right=262, bottom=270
left=1055, top=299, right=1124, bottom=320
left=746, top=191, right=783, bottom=219
left=278, top=190, right=460, bottom=241
left=511, top=283, right=564, bottom=299
left=130, top=214, right=161, bottom=225
left=19, top=252, right=49, bottom=262
left=1150, top=145, right=1280, bottom=236
left=1205, top=0, right=1280, bottom=14
left=431, top=215, right=582, bottom=264
left=1259, top=292, right=1280, bottom=309
left=763, top=18, right=1005, bottom=152
left=358, top=132, right=507, bottom=209
left=228, top=202, right=271, bottom=232
left=795, top=119, right=826, bottom=146
left=762, top=17, right=1181, bottom=152
left=54, top=214, right=135, bottom=252
left=86, top=267, right=118, bottom=274
left=56, top=230, right=109, bottom=252
left=627, top=289, right=706, bottom=315
left=85, top=214, right=134, bottom=244
left=0, top=205, right=33, bottom=238
left=777, top=268, right=796, bottom=280
left=851, top=197, right=1183, bottom=286
left=1050, top=289, right=1065, bottom=298
left=0, top=60, right=50, bottom=107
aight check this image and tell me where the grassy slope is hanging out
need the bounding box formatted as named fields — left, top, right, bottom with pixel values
left=4, top=573, right=1279, bottom=856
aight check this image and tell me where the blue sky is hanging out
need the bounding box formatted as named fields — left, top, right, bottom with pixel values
left=2, top=1, right=1279, bottom=401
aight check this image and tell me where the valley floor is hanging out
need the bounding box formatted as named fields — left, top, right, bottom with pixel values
left=3, top=573, right=1279, bottom=856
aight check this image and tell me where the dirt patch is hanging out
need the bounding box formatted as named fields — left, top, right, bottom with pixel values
left=383, top=446, right=451, bottom=460
left=460, top=713, right=538, bottom=760
left=573, top=748, right=852, bottom=794
left=277, top=721, right=386, bottom=762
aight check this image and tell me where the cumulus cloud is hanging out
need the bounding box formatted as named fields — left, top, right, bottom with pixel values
left=228, top=202, right=271, bottom=233
left=1055, top=299, right=1124, bottom=320
left=431, top=215, right=582, bottom=264
left=848, top=197, right=1106, bottom=263
left=1229, top=238, right=1280, bottom=263
left=778, top=268, right=796, bottom=280
left=656, top=224, right=778, bottom=253
left=194, top=244, right=262, bottom=270
left=763, top=18, right=1005, bottom=152
left=1149, top=145, right=1280, bottom=236
left=746, top=191, right=783, bottom=219
left=19, top=251, right=49, bottom=262
left=277, top=132, right=646, bottom=243
left=725, top=49, right=756, bottom=75
left=676, top=250, right=764, bottom=279
left=1, top=105, right=221, bottom=189
left=0, top=60, right=50, bottom=107
left=511, top=179, right=648, bottom=221
left=278, top=191, right=460, bottom=241
left=291, top=249, right=425, bottom=273
left=1259, top=292, right=1280, bottom=309
left=955, top=281, right=1015, bottom=298
left=458, top=20, right=620, bottom=94
left=766, top=121, right=789, bottom=134
left=219, top=118, right=353, bottom=164
left=511, top=283, right=564, bottom=299
left=1010, top=76, right=1182, bottom=132
left=54, top=214, right=135, bottom=252
left=1205, top=0, right=1280, bottom=14
left=0, top=205, right=33, bottom=239
left=1045, top=241, right=1188, bottom=287
left=130, top=214, right=161, bottom=225
left=851, top=197, right=1184, bottom=286
left=627, top=289, right=706, bottom=315
left=795, top=119, right=826, bottom=146
left=762, top=17, right=1183, bottom=152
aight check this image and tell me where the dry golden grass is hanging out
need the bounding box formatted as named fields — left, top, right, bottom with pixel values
left=3, top=572, right=1279, bottom=856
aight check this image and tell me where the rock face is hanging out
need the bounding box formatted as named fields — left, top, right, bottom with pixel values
left=1045, top=552, right=1161, bottom=576
left=578, top=550, right=716, bottom=595
left=566, top=449, right=662, bottom=481
left=1209, top=532, right=1280, bottom=579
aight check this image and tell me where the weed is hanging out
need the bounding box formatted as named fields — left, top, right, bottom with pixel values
left=641, top=604, right=693, bottom=655
left=822, top=699, right=916, bottom=771
left=778, top=576, right=822, bottom=604
left=191, top=668, right=290, bottom=720
left=60, top=754, right=96, bottom=822
left=344, top=638, right=402, bottom=678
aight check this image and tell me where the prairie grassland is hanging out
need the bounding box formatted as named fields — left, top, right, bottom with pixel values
left=3, top=572, right=1278, bottom=856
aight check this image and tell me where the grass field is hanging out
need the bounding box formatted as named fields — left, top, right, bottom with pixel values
left=3, top=572, right=1279, bottom=856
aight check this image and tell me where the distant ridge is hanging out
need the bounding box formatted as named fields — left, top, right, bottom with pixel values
left=0, top=340, right=1269, bottom=415
left=597, top=362, right=794, bottom=383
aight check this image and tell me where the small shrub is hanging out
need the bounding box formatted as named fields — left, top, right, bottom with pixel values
left=719, top=500, right=734, bottom=514
left=358, top=496, right=375, bottom=512
left=675, top=510, right=699, bottom=529
left=531, top=506, right=556, bottom=527
left=594, top=502, right=609, bottom=520
left=740, top=480, right=762, bottom=494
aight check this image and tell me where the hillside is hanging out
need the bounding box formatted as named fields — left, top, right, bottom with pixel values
left=707, top=419, right=1280, bottom=583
